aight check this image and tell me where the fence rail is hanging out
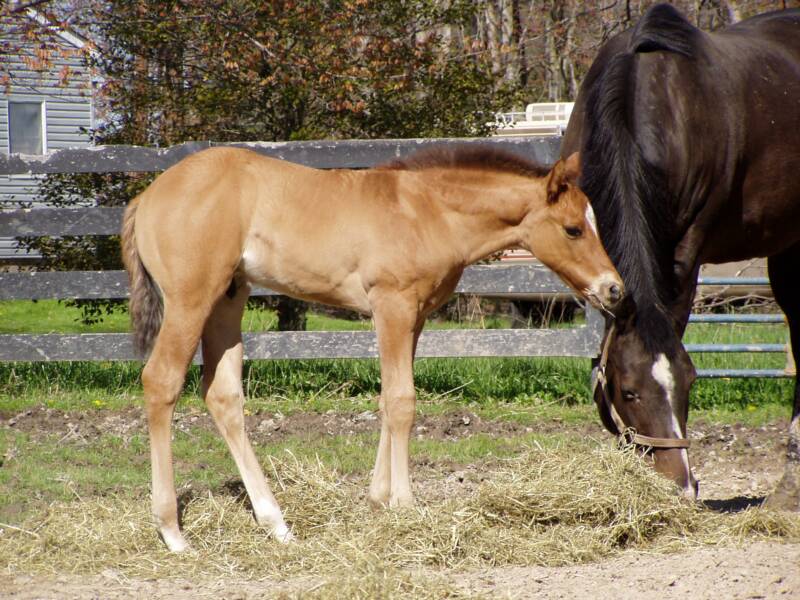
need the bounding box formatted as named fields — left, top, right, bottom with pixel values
left=0, top=137, right=560, bottom=176
left=0, top=264, right=573, bottom=302
left=691, top=276, right=788, bottom=378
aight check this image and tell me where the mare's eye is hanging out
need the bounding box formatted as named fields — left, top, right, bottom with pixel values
left=622, top=390, right=639, bottom=402
left=564, top=226, right=583, bottom=239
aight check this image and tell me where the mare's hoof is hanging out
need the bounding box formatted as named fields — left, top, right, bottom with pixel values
left=367, top=492, right=390, bottom=511
left=763, top=468, right=800, bottom=511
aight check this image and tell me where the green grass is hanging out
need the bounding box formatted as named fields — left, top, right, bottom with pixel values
left=0, top=299, right=515, bottom=334
left=0, top=299, right=131, bottom=334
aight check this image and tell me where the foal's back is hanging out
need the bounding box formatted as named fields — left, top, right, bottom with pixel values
left=133, top=147, right=460, bottom=314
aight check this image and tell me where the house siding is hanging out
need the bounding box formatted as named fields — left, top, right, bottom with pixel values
left=1, top=13, right=94, bottom=259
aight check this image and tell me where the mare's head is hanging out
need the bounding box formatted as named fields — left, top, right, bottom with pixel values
left=594, top=300, right=698, bottom=498
left=523, top=152, right=624, bottom=312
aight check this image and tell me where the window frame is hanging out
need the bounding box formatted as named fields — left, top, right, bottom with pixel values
left=7, top=99, right=48, bottom=156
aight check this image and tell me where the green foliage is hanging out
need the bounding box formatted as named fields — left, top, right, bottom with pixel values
left=91, top=0, right=513, bottom=144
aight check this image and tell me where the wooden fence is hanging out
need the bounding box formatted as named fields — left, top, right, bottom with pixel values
left=0, top=136, right=604, bottom=363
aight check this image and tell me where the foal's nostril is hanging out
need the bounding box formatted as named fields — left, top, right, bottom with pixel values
left=608, top=283, right=622, bottom=303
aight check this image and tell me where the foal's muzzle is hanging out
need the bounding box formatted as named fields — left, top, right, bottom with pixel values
left=587, top=274, right=625, bottom=311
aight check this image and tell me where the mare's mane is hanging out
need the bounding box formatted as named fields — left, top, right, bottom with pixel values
left=580, top=3, right=701, bottom=355
left=381, top=145, right=551, bottom=179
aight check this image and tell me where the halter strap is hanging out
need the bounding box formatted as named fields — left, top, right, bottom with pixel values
left=594, top=322, right=691, bottom=450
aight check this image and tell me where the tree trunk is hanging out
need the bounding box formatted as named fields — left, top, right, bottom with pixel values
left=484, top=1, right=503, bottom=76
left=276, top=297, right=308, bottom=331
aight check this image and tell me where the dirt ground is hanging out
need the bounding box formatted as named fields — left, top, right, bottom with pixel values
left=1, top=406, right=798, bottom=599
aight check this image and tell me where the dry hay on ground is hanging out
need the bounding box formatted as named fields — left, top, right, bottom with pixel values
left=1, top=445, right=799, bottom=598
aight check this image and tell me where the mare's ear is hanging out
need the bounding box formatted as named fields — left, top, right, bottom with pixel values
left=546, top=152, right=581, bottom=204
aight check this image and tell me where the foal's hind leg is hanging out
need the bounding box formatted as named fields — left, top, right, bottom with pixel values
left=765, top=246, right=800, bottom=511
left=142, top=304, right=207, bottom=552
left=201, top=283, right=291, bottom=541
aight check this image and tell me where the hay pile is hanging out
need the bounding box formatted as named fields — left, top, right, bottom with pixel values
left=1, top=446, right=798, bottom=596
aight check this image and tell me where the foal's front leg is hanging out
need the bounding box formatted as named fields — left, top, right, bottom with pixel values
left=368, top=303, right=420, bottom=508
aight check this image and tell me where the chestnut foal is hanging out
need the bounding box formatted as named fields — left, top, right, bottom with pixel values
left=121, top=145, right=623, bottom=551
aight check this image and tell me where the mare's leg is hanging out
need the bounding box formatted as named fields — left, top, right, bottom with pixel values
left=143, top=304, right=207, bottom=552
left=368, top=319, right=424, bottom=508
left=201, top=282, right=291, bottom=541
left=766, top=245, right=800, bottom=511
left=367, top=298, right=419, bottom=508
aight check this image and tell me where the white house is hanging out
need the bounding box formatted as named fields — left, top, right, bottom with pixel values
left=0, top=7, right=95, bottom=260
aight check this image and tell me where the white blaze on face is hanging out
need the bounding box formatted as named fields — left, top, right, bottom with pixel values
left=651, top=353, right=683, bottom=436
left=585, top=203, right=598, bottom=234
left=651, top=353, right=693, bottom=490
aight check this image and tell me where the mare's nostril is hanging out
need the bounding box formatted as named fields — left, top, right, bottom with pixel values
left=608, top=283, right=622, bottom=303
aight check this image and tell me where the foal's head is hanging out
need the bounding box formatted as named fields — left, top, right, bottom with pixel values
left=523, top=153, right=623, bottom=312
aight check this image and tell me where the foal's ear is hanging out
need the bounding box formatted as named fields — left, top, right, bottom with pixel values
left=563, top=152, right=581, bottom=182
left=546, top=152, right=581, bottom=204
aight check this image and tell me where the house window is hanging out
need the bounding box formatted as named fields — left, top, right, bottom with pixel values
left=8, top=101, right=45, bottom=154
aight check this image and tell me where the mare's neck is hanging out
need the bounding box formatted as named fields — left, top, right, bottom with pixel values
left=434, top=170, right=544, bottom=265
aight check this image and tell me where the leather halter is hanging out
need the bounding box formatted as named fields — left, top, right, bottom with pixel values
left=593, top=322, right=691, bottom=450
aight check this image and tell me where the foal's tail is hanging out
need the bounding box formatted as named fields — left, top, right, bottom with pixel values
left=121, top=196, right=163, bottom=358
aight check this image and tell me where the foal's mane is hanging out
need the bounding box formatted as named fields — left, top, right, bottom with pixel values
left=580, top=3, right=700, bottom=354
left=381, top=145, right=551, bottom=179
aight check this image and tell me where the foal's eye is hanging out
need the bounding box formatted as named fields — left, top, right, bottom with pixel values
left=564, top=226, right=583, bottom=239
left=622, top=390, right=639, bottom=402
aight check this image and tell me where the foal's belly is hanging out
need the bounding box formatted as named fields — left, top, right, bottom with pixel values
left=239, top=241, right=373, bottom=316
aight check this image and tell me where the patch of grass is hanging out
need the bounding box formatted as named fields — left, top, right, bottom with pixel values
left=0, top=354, right=594, bottom=412
left=690, top=402, right=791, bottom=427
left=0, top=299, right=131, bottom=334
left=1, top=446, right=797, bottom=585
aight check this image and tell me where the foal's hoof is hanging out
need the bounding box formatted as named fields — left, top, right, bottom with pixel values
left=271, top=523, right=294, bottom=544
left=159, top=528, right=190, bottom=553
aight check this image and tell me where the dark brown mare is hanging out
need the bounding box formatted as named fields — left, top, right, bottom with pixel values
left=121, top=145, right=623, bottom=551
left=562, top=3, right=800, bottom=506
